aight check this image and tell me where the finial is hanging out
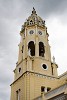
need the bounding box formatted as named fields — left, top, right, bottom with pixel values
left=53, top=56, right=55, bottom=63
left=32, top=7, right=36, bottom=14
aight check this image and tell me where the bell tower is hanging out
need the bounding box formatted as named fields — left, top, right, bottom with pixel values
left=10, top=8, right=58, bottom=100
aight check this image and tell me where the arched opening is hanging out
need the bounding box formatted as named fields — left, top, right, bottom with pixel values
left=28, top=41, right=35, bottom=56
left=39, top=42, right=45, bottom=57
left=47, top=87, right=51, bottom=92
left=22, top=45, right=24, bottom=53
left=41, top=86, right=51, bottom=93
left=30, top=20, right=33, bottom=25
left=41, top=86, right=45, bottom=92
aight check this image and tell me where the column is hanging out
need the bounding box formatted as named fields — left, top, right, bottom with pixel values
left=25, top=27, right=27, bottom=37
left=35, top=25, right=39, bottom=57
left=41, top=92, right=46, bottom=100
left=23, top=38, right=26, bottom=59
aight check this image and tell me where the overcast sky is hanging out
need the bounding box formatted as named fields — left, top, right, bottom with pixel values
left=0, top=0, right=67, bottom=100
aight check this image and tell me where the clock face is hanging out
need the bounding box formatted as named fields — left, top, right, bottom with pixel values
left=38, top=31, right=42, bottom=35
left=41, top=64, right=48, bottom=70
left=29, top=30, right=34, bottom=34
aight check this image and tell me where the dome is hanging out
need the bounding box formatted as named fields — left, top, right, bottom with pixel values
left=21, top=8, right=45, bottom=31
left=28, top=7, right=45, bottom=23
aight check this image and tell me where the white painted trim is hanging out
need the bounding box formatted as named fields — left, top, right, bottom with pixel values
left=39, top=41, right=45, bottom=46
left=41, top=63, right=48, bottom=70
left=27, top=40, right=35, bottom=45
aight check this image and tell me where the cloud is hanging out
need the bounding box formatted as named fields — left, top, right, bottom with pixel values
left=0, top=0, right=67, bottom=100
left=0, top=85, right=10, bottom=100
left=46, top=16, right=67, bottom=74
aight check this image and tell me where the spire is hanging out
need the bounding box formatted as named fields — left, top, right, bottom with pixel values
left=32, top=7, right=36, bottom=14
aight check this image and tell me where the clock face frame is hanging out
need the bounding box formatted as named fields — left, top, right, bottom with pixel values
left=38, top=31, right=42, bottom=35
left=41, top=63, right=48, bottom=70
left=29, top=30, right=34, bottom=34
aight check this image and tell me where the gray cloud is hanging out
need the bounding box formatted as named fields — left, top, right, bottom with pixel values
left=0, top=86, right=10, bottom=100
left=0, top=0, right=67, bottom=100
left=23, top=0, right=67, bottom=17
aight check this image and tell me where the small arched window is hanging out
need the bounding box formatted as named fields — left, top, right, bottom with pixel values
left=39, top=42, right=45, bottom=57
left=30, top=20, right=33, bottom=25
left=28, top=41, right=35, bottom=56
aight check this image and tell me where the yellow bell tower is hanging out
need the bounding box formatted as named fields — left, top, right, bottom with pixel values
left=10, top=8, right=58, bottom=100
